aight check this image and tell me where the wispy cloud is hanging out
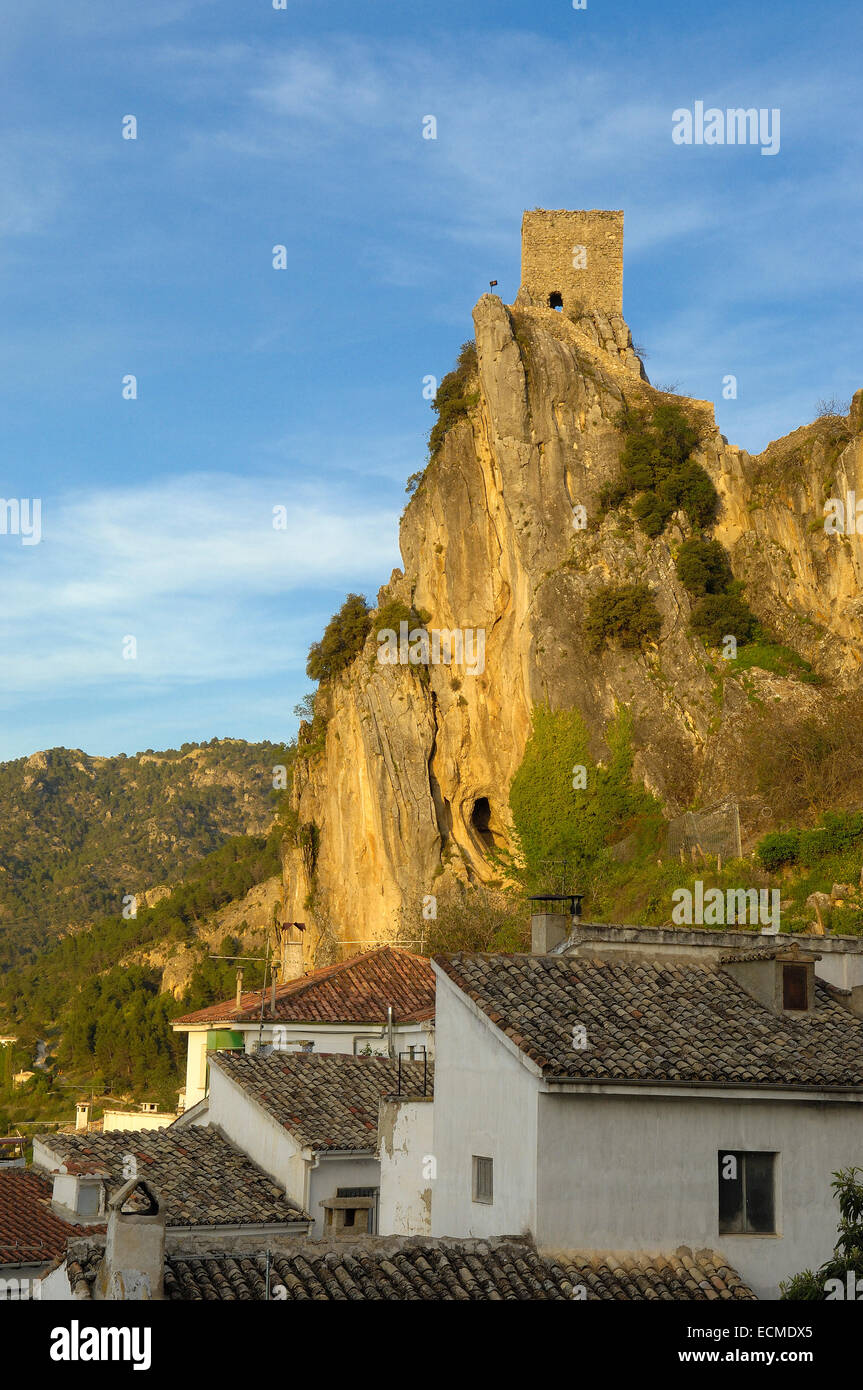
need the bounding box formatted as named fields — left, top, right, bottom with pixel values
left=0, top=473, right=400, bottom=698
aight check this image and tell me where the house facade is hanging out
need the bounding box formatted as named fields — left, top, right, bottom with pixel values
left=172, top=946, right=435, bottom=1110
left=198, top=1051, right=432, bottom=1238
left=430, top=933, right=863, bottom=1299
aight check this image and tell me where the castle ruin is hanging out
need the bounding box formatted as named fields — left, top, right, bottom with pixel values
left=518, top=208, right=624, bottom=318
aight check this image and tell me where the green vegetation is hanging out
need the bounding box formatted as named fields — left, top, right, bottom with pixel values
left=508, top=706, right=662, bottom=894
left=422, top=884, right=531, bottom=956
left=58, top=965, right=185, bottom=1098
left=0, top=831, right=281, bottom=1108
left=672, top=534, right=760, bottom=649
left=756, top=812, right=863, bottom=872
left=689, top=593, right=758, bottom=647
left=374, top=600, right=431, bottom=633
left=174, top=933, right=266, bottom=1014
left=306, top=593, right=373, bottom=683
left=428, top=341, right=479, bottom=461
left=0, top=739, right=285, bottom=969
left=726, top=642, right=820, bottom=684
left=585, top=583, right=662, bottom=652
left=674, top=538, right=733, bottom=596
left=781, top=1168, right=863, bottom=1299
left=600, top=402, right=716, bottom=536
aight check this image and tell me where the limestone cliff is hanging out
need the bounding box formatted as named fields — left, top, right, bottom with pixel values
left=282, top=284, right=863, bottom=956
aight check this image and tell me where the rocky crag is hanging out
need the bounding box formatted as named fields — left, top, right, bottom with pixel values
left=282, top=210, right=863, bottom=957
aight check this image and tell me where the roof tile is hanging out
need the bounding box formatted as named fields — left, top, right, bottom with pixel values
left=173, top=946, right=435, bottom=1027
left=33, top=1127, right=310, bottom=1227
left=210, top=1052, right=432, bottom=1151
left=434, top=951, right=863, bottom=1087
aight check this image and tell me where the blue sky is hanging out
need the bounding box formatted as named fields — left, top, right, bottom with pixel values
left=0, top=0, right=860, bottom=761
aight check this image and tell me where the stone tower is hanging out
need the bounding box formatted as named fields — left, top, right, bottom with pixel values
left=518, top=209, right=623, bottom=317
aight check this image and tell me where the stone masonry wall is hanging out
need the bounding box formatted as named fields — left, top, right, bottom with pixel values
left=520, top=208, right=623, bottom=317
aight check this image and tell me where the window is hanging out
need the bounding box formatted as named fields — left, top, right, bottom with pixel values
left=548, top=291, right=563, bottom=310
left=718, top=1151, right=777, bottom=1234
left=472, top=1155, right=493, bottom=1204
left=783, top=964, right=808, bottom=1011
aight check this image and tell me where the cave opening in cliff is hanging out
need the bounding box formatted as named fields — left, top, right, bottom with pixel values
left=471, top=797, right=494, bottom=848
left=548, top=291, right=563, bottom=311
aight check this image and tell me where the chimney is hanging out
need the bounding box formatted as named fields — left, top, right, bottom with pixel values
left=530, top=894, right=583, bottom=954
left=721, top=940, right=820, bottom=1017
left=235, top=967, right=244, bottom=1009
left=97, top=1177, right=165, bottom=1301
left=279, top=922, right=305, bottom=982
left=75, top=1102, right=90, bottom=1133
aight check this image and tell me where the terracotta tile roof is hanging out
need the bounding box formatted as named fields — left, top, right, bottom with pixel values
left=433, top=951, right=863, bottom=1088
left=34, top=1127, right=310, bottom=1228
left=173, top=946, right=435, bottom=1027
left=56, top=1236, right=756, bottom=1301
left=210, top=1052, right=433, bottom=1151
left=0, top=1169, right=97, bottom=1266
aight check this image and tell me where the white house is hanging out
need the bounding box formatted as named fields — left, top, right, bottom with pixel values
left=193, top=1051, right=432, bottom=1238
left=172, top=946, right=435, bottom=1110
left=430, top=927, right=863, bottom=1299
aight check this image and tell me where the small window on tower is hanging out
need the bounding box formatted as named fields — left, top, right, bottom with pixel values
left=548, top=291, right=563, bottom=310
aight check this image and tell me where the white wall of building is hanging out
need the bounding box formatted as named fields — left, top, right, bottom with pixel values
left=102, top=1110, right=176, bottom=1133
left=430, top=971, right=863, bottom=1299
left=206, top=1061, right=380, bottom=1236
left=178, top=1020, right=433, bottom=1110
left=537, top=1088, right=863, bottom=1300
left=206, top=1063, right=308, bottom=1209
left=181, top=1029, right=212, bottom=1110
left=430, top=973, right=539, bottom=1239
left=378, top=1097, right=434, bottom=1236
left=310, top=1156, right=382, bottom=1238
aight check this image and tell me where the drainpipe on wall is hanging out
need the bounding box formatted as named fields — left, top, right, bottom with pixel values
left=386, top=1006, right=394, bottom=1060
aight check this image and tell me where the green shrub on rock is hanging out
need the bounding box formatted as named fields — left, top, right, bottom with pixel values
left=306, top=593, right=373, bottom=683
left=689, top=593, right=758, bottom=647
left=675, top=539, right=734, bottom=597
left=585, top=583, right=662, bottom=652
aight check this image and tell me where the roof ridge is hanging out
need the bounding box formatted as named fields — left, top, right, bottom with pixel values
left=173, top=944, right=433, bottom=1027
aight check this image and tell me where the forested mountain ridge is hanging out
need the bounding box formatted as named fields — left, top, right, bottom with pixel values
left=0, top=831, right=281, bottom=1119
left=0, top=738, right=291, bottom=969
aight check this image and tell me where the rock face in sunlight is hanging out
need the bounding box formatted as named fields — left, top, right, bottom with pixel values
left=281, top=211, right=863, bottom=957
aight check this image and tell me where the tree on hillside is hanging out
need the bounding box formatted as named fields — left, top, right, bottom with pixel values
left=306, top=594, right=373, bottom=682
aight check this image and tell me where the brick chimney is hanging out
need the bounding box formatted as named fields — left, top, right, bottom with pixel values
left=75, top=1102, right=90, bottom=1133
left=96, top=1177, right=165, bottom=1301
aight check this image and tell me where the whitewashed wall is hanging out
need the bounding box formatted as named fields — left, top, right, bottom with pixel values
left=537, top=1088, right=863, bottom=1299
left=430, top=971, right=539, bottom=1239
left=378, top=1096, right=434, bottom=1235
